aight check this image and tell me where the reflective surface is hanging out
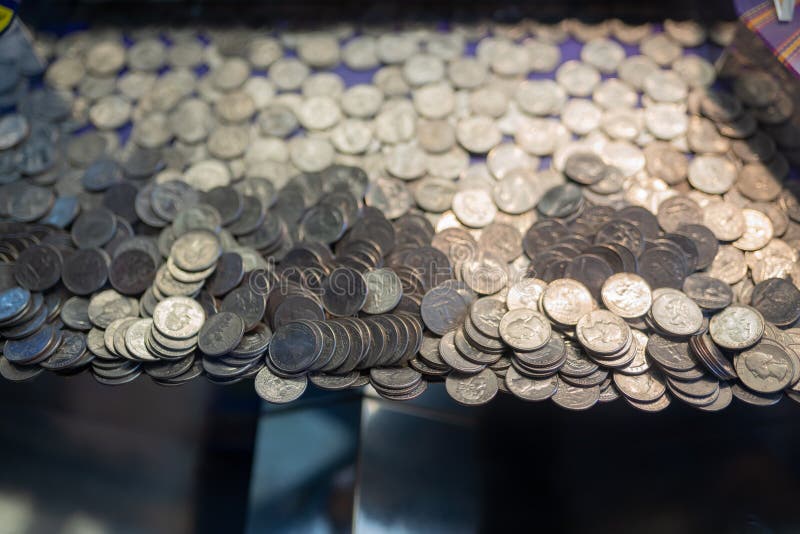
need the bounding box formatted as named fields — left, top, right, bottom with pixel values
left=247, top=384, right=800, bottom=533
left=0, top=373, right=258, bottom=534
left=2, top=376, right=800, bottom=532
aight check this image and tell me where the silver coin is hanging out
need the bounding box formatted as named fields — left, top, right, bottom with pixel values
left=124, top=318, right=159, bottom=361
left=0, top=113, right=29, bottom=150
left=452, top=189, right=496, bottom=228
left=735, top=342, right=795, bottom=394
left=709, top=305, right=765, bottom=350
left=170, top=230, right=222, bottom=272
left=499, top=308, right=551, bottom=352
left=617, top=330, right=650, bottom=375
left=492, top=170, right=543, bottom=215
left=542, top=279, right=595, bottom=327
left=551, top=377, right=600, bottom=410
left=576, top=309, right=630, bottom=356
left=613, top=370, right=667, bottom=403
left=445, top=368, right=498, bottom=406
left=505, top=366, right=558, bottom=401
left=555, top=60, right=600, bottom=97
left=650, top=292, right=703, bottom=337
left=688, top=155, right=737, bottom=195
left=86, top=40, right=127, bottom=76
left=732, top=209, right=774, bottom=252
left=439, top=331, right=485, bottom=373
left=152, top=296, right=206, bottom=340
left=456, top=116, right=502, bottom=154
left=506, top=279, right=547, bottom=311
left=461, top=252, right=507, bottom=295
left=87, top=289, right=139, bottom=329
left=362, top=268, right=403, bottom=314
left=600, top=273, right=652, bottom=319
left=255, top=366, right=308, bottom=403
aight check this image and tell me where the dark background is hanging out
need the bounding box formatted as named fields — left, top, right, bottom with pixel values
left=2, top=373, right=800, bottom=533
left=18, top=0, right=737, bottom=31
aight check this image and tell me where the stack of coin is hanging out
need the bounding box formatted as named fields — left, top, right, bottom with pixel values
left=576, top=309, right=634, bottom=366
left=147, top=296, right=205, bottom=363
left=149, top=230, right=222, bottom=305
left=510, top=333, right=569, bottom=380
left=261, top=312, right=424, bottom=399
left=368, top=367, right=427, bottom=401
left=645, top=290, right=705, bottom=338
left=411, top=332, right=450, bottom=377
left=688, top=332, right=738, bottom=381
left=0, top=287, right=49, bottom=343
left=199, top=316, right=270, bottom=385
left=83, top=289, right=140, bottom=384
left=640, top=333, right=713, bottom=408
left=2, top=310, right=60, bottom=365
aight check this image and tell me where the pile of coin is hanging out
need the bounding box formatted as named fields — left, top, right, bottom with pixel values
left=257, top=206, right=437, bottom=401
left=2, top=17, right=800, bottom=410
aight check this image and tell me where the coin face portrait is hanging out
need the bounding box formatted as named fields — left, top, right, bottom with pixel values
left=745, top=352, right=789, bottom=382
left=719, top=313, right=751, bottom=343
left=709, top=305, right=764, bottom=350
left=458, top=375, right=487, bottom=400
left=651, top=293, right=703, bottom=336
left=576, top=309, right=629, bottom=355
left=507, top=317, right=535, bottom=339
left=664, top=298, right=689, bottom=326
left=583, top=318, right=622, bottom=345
left=98, top=299, right=132, bottom=324
left=255, top=367, right=307, bottom=404
left=736, top=342, right=795, bottom=393
left=479, top=306, right=504, bottom=326
left=445, top=369, right=498, bottom=405
left=543, top=279, right=594, bottom=326
left=166, top=304, right=194, bottom=330
left=601, top=273, right=651, bottom=318
left=499, top=309, right=551, bottom=351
